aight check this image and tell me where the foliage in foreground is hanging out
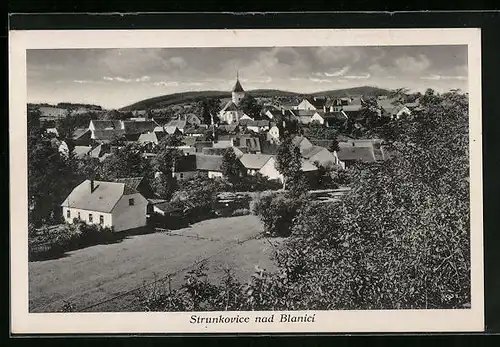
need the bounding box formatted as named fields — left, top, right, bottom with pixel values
left=29, top=221, right=117, bottom=261
left=130, top=90, right=471, bottom=311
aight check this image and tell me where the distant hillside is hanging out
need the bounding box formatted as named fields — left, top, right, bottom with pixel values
left=120, top=86, right=390, bottom=111
left=311, top=86, right=391, bottom=98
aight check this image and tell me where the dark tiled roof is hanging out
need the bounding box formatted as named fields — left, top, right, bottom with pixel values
left=232, top=79, right=245, bottom=92
left=306, top=97, right=327, bottom=108
left=113, top=177, right=144, bottom=195
left=221, top=100, right=240, bottom=112
left=301, top=145, right=327, bottom=159
left=92, top=129, right=126, bottom=141
left=174, top=155, right=197, bottom=172
left=122, top=120, right=156, bottom=134
left=73, top=128, right=91, bottom=140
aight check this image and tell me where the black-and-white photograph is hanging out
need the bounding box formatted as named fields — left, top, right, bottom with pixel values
left=10, top=28, right=483, bottom=333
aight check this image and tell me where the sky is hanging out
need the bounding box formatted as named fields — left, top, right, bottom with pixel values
left=27, top=45, right=468, bottom=109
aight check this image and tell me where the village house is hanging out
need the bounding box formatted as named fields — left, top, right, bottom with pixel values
left=72, top=128, right=92, bottom=146
left=267, top=124, right=281, bottom=144
left=202, top=146, right=245, bottom=158
left=239, top=153, right=275, bottom=176
left=173, top=154, right=226, bottom=180
left=88, top=119, right=156, bottom=143
left=300, top=145, right=344, bottom=169
left=294, top=96, right=328, bottom=111
left=239, top=119, right=271, bottom=133
left=214, top=134, right=262, bottom=154
left=61, top=178, right=149, bottom=232
left=377, top=99, right=412, bottom=120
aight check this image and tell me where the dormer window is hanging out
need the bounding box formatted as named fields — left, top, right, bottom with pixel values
left=129, top=198, right=135, bottom=206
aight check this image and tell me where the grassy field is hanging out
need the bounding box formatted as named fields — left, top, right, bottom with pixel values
left=29, top=215, right=283, bottom=312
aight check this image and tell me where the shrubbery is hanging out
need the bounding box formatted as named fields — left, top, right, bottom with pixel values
left=29, top=221, right=116, bottom=261
left=250, top=191, right=306, bottom=237
left=231, top=208, right=250, bottom=217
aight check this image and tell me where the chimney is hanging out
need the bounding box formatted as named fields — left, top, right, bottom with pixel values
left=90, top=179, right=95, bottom=192
left=282, top=108, right=285, bottom=115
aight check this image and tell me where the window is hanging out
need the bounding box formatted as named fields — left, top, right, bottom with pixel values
left=89, top=214, right=93, bottom=223
left=180, top=173, right=184, bottom=179
left=129, top=198, right=135, bottom=206
left=66, top=209, right=71, bottom=219
left=99, top=215, right=104, bottom=225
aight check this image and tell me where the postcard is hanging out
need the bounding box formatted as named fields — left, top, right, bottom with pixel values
left=9, top=27, right=483, bottom=334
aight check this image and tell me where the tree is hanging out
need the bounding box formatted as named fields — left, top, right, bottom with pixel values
left=198, top=98, right=221, bottom=125
left=56, top=110, right=77, bottom=139
left=100, top=143, right=151, bottom=180
left=157, top=133, right=184, bottom=148
left=239, top=94, right=261, bottom=119
left=220, top=148, right=242, bottom=185
left=150, top=139, right=183, bottom=199
left=28, top=108, right=80, bottom=226
left=274, top=136, right=303, bottom=191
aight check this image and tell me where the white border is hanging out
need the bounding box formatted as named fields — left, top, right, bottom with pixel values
left=9, top=28, right=483, bottom=334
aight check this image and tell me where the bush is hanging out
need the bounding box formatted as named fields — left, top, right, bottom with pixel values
left=29, top=221, right=117, bottom=261
left=231, top=208, right=250, bottom=217
left=234, top=174, right=282, bottom=192
left=251, top=191, right=304, bottom=237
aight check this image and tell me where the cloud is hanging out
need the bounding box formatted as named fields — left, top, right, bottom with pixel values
left=73, top=80, right=91, bottom=84
left=395, top=54, right=430, bottom=73
left=368, top=64, right=386, bottom=75
left=102, top=75, right=151, bottom=83
left=344, top=73, right=371, bottom=80
left=309, top=77, right=334, bottom=83
left=184, top=82, right=204, bottom=86
left=420, top=74, right=467, bottom=81
left=324, top=66, right=350, bottom=77
left=135, top=75, right=151, bottom=82
left=154, top=81, right=180, bottom=87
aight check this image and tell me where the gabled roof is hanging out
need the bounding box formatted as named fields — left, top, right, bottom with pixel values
left=305, top=97, right=327, bottom=109
left=195, top=154, right=224, bottom=172
left=202, top=146, right=244, bottom=158
left=73, top=128, right=91, bottom=140
left=300, top=159, right=319, bottom=172
left=232, top=79, right=245, bottom=93
left=113, top=177, right=144, bottom=195
left=239, top=153, right=273, bottom=170
left=221, top=100, right=240, bottom=112
left=122, top=120, right=156, bottom=135
left=92, top=129, right=126, bottom=141
left=174, top=155, right=197, bottom=172
left=138, top=132, right=159, bottom=144
left=91, top=120, right=122, bottom=130
left=239, top=119, right=270, bottom=127
left=292, top=109, right=317, bottom=117
left=301, top=145, right=327, bottom=159
left=73, top=146, right=92, bottom=158
left=166, top=119, right=187, bottom=129
left=61, top=179, right=140, bottom=213
left=323, top=110, right=348, bottom=121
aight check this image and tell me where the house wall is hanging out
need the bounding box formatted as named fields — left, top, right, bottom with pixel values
left=259, top=157, right=283, bottom=182
left=311, top=113, right=325, bottom=124
left=173, top=171, right=198, bottom=181
left=62, top=207, right=113, bottom=229
left=208, top=171, right=224, bottom=179
left=268, top=126, right=280, bottom=141
left=111, top=193, right=148, bottom=232
left=232, top=91, right=245, bottom=106
left=247, top=125, right=260, bottom=133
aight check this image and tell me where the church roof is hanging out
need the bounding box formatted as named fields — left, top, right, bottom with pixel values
left=232, top=79, right=245, bottom=93
left=221, top=100, right=240, bottom=112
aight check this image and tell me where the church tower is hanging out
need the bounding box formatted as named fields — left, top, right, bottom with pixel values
left=231, top=71, right=245, bottom=106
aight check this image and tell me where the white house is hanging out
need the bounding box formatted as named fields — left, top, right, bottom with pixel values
left=239, top=154, right=275, bottom=176
left=61, top=179, right=149, bottom=232
left=267, top=125, right=280, bottom=144
left=259, top=156, right=318, bottom=183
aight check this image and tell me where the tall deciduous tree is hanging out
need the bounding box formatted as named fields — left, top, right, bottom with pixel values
left=221, top=148, right=241, bottom=185
left=274, top=136, right=303, bottom=191
left=99, top=143, right=151, bottom=180
left=198, top=98, right=221, bottom=125
left=239, top=94, right=262, bottom=119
